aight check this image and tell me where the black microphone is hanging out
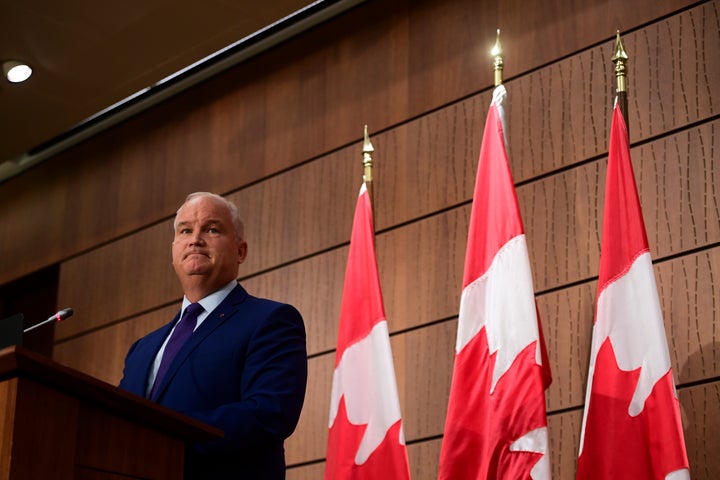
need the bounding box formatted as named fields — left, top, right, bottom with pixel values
left=24, top=308, right=74, bottom=333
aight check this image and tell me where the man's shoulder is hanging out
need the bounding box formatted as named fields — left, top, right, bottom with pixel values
left=244, top=292, right=300, bottom=317
left=222, top=284, right=303, bottom=328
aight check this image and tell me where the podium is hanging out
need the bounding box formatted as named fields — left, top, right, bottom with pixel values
left=0, top=346, right=223, bottom=479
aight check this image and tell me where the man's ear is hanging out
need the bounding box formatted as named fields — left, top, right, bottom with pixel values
left=237, top=241, right=248, bottom=264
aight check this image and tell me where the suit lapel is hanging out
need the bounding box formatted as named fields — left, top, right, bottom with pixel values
left=153, top=284, right=248, bottom=400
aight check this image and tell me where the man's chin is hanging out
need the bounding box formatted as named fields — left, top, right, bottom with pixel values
left=184, top=267, right=211, bottom=276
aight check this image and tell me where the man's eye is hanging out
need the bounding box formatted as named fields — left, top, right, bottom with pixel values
left=208, top=228, right=220, bottom=234
left=180, top=228, right=192, bottom=234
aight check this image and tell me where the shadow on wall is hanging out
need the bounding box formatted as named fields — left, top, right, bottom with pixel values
left=678, top=341, right=720, bottom=479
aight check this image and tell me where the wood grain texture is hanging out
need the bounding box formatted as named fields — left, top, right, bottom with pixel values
left=0, top=0, right=704, bottom=287
left=55, top=221, right=181, bottom=341
left=285, top=353, right=334, bottom=465
left=541, top=246, right=720, bottom=412
left=2, top=378, right=79, bottom=479
left=77, top=404, right=185, bottom=478
left=548, top=408, right=584, bottom=479
left=0, top=380, right=17, bottom=479
left=54, top=20, right=720, bottom=341
left=656, top=248, right=720, bottom=384
left=53, top=305, right=180, bottom=384
left=538, top=282, right=596, bottom=411
left=521, top=120, right=720, bottom=292
left=680, top=381, right=720, bottom=479
left=56, top=118, right=719, bottom=350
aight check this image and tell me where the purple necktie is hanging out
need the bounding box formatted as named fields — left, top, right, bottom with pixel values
left=150, top=302, right=203, bottom=400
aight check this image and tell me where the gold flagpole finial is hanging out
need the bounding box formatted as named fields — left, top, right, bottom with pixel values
left=612, top=30, right=629, bottom=128
left=362, top=125, right=375, bottom=211
left=491, top=29, right=503, bottom=87
left=612, top=30, right=629, bottom=94
left=362, top=124, right=374, bottom=184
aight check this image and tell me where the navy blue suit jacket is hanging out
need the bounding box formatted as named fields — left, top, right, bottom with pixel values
left=119, top=284, right=307, bottom=479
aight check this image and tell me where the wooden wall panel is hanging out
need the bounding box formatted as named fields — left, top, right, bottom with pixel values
left=286, top=462, right=325, bottom=480
left=510, top=1, right=720, bottom=182
left=53, top=305, right=180, bottom=385
left=630, top=2, right=720, bottom=140
left=656, top=247, right=720, bottom=384
left=57, top=118, right=719, bottom=353
left=56, top=118, right=720, bottom=344
left=538, top=282, right=596, bottom=411
left=406, top=438, right=443, bottom=480
left=56, top=221, right=180, bottom=341
left=681, top=382, right=720, bottom=478
left=286, top=353, right=333, bottom=465
left=230, top=149, right=357, bottom=275
left=242, top=248, right=348, bottom=356
left=633, top=121, right=720, bottom=256
left=521, top=119, right=720, bottom=292
left=0, top=0, right=700, bottom=287
left=397, top=320, right=457, bottom=440
left=548, top=409, right=585, bottom=479
left=538, top=245, right=720, bottom=412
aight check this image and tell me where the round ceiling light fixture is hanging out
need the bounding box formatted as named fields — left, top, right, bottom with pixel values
left=3, top=61, right=33, bottom=83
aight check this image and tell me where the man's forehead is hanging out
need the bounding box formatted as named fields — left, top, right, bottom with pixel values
left=176, top=204, right=231, bottom=226
left=175, top=216, right=225, bottom=225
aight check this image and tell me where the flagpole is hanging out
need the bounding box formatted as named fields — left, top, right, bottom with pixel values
left=492, top=29, right=503, bottom=87
left=612, top=30, right=629, bottom=130
left=362, top=124, right=375, bottom=212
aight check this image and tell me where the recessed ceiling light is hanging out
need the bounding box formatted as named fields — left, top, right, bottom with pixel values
left=3, top=61, right=33, bottom=83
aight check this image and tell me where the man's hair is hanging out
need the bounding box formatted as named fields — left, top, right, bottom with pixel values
left=174, top=192, right=245, bottom=241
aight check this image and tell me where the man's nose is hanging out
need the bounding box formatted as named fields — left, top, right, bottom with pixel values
left=189, top=232, right=205, bottom=245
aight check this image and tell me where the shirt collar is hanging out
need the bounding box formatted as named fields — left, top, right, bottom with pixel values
left=181, top=280, right=237, bottom=318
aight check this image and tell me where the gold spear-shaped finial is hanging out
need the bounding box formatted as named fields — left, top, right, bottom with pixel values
left=612, top=30, right=629, bottom=127
left=362, top=125, right=375, bottom=205
left=362, top=124, right=374, bottom=184
left=492, top=29, right=503, bottom=87
left=612, top=30, right=629, bottom=93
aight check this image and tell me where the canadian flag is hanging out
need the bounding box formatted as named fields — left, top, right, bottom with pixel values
left=439, top=84, right=552, bottom=479
left=324, top=183, right=411, bottom=480
left=576, top=103, right=690, bottom=479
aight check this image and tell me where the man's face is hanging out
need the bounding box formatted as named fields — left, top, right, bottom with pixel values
left=171, top=196, right=247, bottom=289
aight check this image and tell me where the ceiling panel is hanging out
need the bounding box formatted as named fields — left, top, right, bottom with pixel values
left=0, top=0, right=357, bottom=182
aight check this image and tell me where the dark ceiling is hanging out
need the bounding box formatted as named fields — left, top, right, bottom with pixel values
left=0, top=0, right=363, bottom=183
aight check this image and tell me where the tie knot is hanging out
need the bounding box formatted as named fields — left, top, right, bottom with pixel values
left=183, top=302, right=204, bottom=320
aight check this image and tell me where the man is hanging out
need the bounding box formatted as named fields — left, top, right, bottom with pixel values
left=119, top=192, right=308, bottom=479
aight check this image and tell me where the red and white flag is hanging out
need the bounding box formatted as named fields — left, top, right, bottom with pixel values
left=324, top=183, right=411, bottom=480
left=439, top=85, right=552, bottom=480
left=576, top=103, right=690, bottom=479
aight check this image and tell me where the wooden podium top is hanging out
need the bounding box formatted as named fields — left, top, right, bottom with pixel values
left=0, top=345, right=223, bottom=443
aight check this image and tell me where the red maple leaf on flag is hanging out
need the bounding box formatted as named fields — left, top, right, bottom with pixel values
left=577, top=339, right=690, bottom=479
left=440, top=326, right=548, bottom=479
left=327, top=396, right=409, bottom=479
